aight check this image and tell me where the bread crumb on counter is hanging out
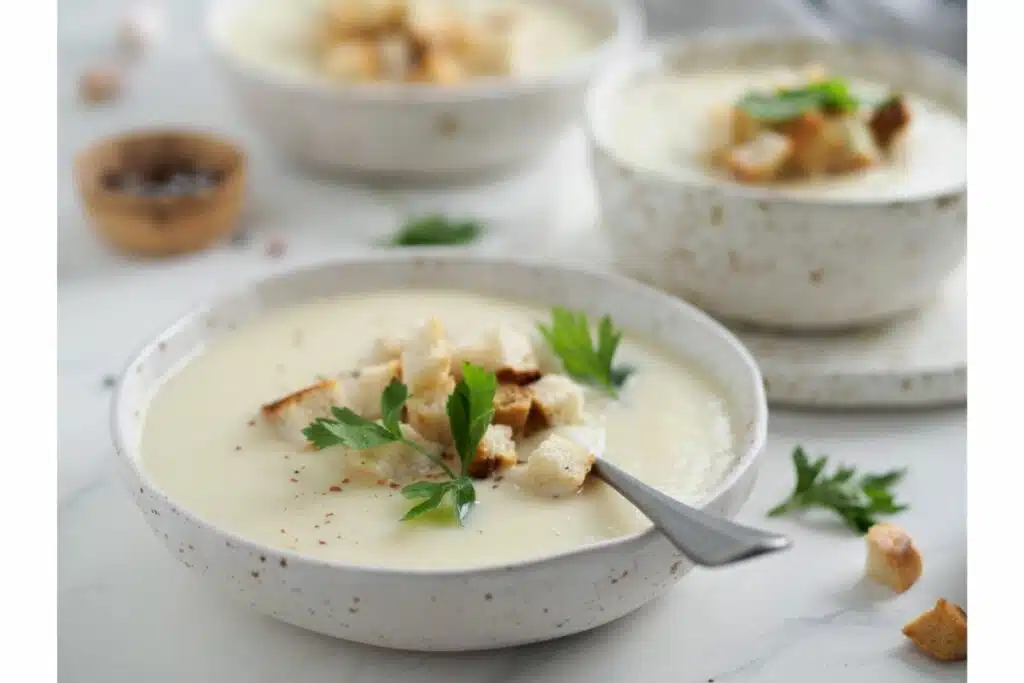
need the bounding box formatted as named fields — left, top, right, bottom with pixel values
left=902, top=598, right=967, bottom=662
left=864, top=523, right=923, bottom=593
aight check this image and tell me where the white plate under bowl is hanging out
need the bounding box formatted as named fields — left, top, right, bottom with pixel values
left=731, top=267, right=966, bottom=409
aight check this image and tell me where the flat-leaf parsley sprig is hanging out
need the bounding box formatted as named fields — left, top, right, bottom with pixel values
left=302, top=364, right=497, bottom=525
left=767, top=446, right=909, bottom=534
left=387, top=215, right=484, bottom=247
left=538, top=307, right=633, bottom=397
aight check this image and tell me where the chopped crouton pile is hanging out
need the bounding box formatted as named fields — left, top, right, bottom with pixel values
left=711, top=66, right=911, bottom=184
left=314, top=0, right=519, bottom=85
left=260, top=316, right=597, bottom=496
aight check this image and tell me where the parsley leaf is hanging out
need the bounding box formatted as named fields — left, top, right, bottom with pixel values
left=447, top=362, right=497, bottom=473
left=737, top=78, right=859, bottom=123
left=302, top=406, right=400, bottom=450
left=768, top=446, right=908, bottom=534
left=537, top=307, right=633, bottom=396
left=379, top=378, right=408, bottom=435
left=400, top=476, right=477, bottom=523
left=389, top=215, right=483, bottom=247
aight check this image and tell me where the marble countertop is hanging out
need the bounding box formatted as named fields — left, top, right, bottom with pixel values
left=58, top=2, right=966, bottom=681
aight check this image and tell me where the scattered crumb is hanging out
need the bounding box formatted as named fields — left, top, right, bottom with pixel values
left=329, top=485, right=342, bottom=492
left=902, top=598, right=967, bottom=661
left=79, top=65, right=122, bottom=105
left=266, top=238, right=287, bottom=258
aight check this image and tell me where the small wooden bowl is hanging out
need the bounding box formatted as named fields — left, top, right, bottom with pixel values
left=74, top=129, right=247, bottom=256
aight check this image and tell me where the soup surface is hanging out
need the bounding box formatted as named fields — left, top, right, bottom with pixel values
left=607, top=67, right=967, bottom=200
left=223, top=0, right=606, bottom=82
left=140, top=291, right=740, bottom=569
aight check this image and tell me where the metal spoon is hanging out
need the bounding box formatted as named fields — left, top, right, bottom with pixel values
left=562, top=427, right=791, bottom=567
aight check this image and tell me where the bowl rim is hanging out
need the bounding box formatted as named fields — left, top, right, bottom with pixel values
left=205, top=0, right=644, bottom=104
left=584, top=30, right=968, bottom=207
left=111, top=252, right=768, bottom=577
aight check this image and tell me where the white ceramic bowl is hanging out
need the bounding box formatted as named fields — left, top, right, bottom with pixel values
left=586, top=34, right=967, bottom=331
left=111, top=254, right=767, bottom=652
left=207, top=0, right=643, bottom=178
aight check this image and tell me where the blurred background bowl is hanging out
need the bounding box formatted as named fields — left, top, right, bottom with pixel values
left=586, top=34, right=966, bottom=331
left=207, top=0, right=644, bottom=180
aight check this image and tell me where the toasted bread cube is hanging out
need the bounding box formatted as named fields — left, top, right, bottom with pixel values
left=375, top=33, right=413, bottom=81
left=724, top=131, right=794, bottom=183
left=453, top=326, right=541, bottom=384
left=401, top=318, right=452, bottom=394
left=865, top=523, right=923, bottom=593
left=493, top=384, right=532, bottom=434
left=345, top=359, right=402, bottom=420
left=903, top=599, right=967, bottom=662
left=327, top=0, right=407, bottom=35
left=361, top=335, right=404, bottom=365
left=776, top=111, right=829, bottom=175
left=869, top=95, right=912, bottom=152
left=261, top=379, right=348, bottom=446
left=832, top=117, right=880, bottom=173
left=522, top=432, right=595, bottom=497
left=406, top=377, right=455, bottom=446
left=345, top=423, right=447, bottom=485
left=414, top=48, right=466, bottom=85
left=729, top=107, right=762, bottom=146
left=467, top=424, right=518, bottom=478
left=457, top=22, right=513, bottom=76
left=321, top=41, right=378, bottom=82
left=528, top=374, right=585, bottom=428
left=407, top=3, right=462, bottom=47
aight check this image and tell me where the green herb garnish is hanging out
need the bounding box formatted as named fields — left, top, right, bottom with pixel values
left=767, top=446, right=908, bottom=534
left=737, top=78, right=859, bottom=123
left=538, top=307, right=633, bottom=397
left=402, top=362, right=497, bottom=523
left=388, top=215, right=483, bottom=247
left=303, top=366, right=498, bottom=525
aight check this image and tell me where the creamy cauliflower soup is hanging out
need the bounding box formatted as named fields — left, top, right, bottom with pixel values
left=140, top=291, right=740, bottom=570
left=607, top=67, right=967, bottom=200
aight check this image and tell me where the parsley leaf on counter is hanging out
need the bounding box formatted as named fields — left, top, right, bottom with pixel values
left=767, top=446, right=908, bottom=534
left=538, top=308, right=633, bottom=397
left=738, top=78, right=859, bottom=122
left=388, top=215, right=483, bottom=247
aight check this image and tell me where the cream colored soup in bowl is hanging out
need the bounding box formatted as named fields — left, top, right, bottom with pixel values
left=112, top=255, right=766, bottom=651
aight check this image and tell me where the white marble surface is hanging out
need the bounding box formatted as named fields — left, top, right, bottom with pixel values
left=58, top=1, right=966, bottom=681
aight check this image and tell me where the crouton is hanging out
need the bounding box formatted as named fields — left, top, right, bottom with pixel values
left=466, top=424, right=517, bottom=478
left=521, top=432, right=595, bottom=497
left=412, top=49, right=466, bottom=85
left=327, top=0, right=407, bottom=36
left=865, top=523, right=923, bottom=593
left=528, top=374, right=585, bottom=429
left=493, top=383, right=532, bottom=434
left=724, top=131, right=794, bottom=183
left=831, top=117, right=880, bottom=173
left=361, top=335, right=404, bottom=365
left=456, top=22, right=512, bottom=76
left=345, top=359, right=402, bottom=420
left=453, top=326, right=541, bottom=384
left=345, top=423, right=447, bottom=485
left=729, top=107, right=762, bottom=146
left=902, top=599, right=967, bottom=662
left=400, top=318, right=453, bottom=394
left=405, top=377, right=456, bottom=446
left=869, top=95, right=911, bottom=152
left=321, top=41, right=378, bottom=81
left=776, top=111, right=830, bottom=175
left=375, top=33, right=413, bottom=81
left=261, top=379, right=348, bottom=446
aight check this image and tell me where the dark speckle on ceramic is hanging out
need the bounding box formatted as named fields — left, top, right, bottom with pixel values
left=436, top=114, right=459, bottom=137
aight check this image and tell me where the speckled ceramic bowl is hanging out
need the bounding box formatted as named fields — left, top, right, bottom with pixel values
left=586, top=34, right=967, bottom=331
left=207, top=0, right=643, bottom=178
left=110, top=254, right=767, bottom=652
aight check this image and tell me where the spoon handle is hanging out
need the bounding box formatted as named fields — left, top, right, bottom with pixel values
left=592, top=458, right=791, bottom=567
